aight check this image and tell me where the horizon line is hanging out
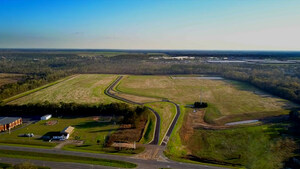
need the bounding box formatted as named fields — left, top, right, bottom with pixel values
left=0, top=48, right=300, bottom=52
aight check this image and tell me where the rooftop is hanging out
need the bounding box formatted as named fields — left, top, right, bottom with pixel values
left=61, top=126, right=74, bottom=134
left=0, top=117, right=21, bottom=125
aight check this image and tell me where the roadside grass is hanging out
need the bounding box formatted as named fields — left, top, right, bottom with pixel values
left=0, top=141, right=55, bottom=149
left=0, top=162, right=50, bottom=169
left=1, top=75, right=75, bottom=105
left=117, top=75, right=297, bottom=122
left=63, top=145, right=145, bottom=156
left=0, top=117, right=119, bottom=150
left=139, top=111, right=155, bottom=144
left=9, top=74, right=119, bottom=105
left=164, top=106, right=187, bottom=158
left=144, top=102, right=176, bottom=144
left=0, top=149, right=137, bottom=168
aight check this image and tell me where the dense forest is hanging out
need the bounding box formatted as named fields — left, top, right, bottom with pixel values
left=0, top=50, right=300, bottom=104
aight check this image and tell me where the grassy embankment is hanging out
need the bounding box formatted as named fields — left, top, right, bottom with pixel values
left=9, top=74, right=118, bottom=105
left=0, top=149, right=136, bottom=168
left=139, top=111, right=155, bottom=144
left=144, top=102, right=176, bottom=144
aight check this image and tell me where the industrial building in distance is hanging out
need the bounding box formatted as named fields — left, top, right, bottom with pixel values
left=0, top=117, right=22, bottom=132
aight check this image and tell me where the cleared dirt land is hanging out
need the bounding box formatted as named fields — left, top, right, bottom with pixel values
left=0, top=73, right=24, bottom=86
left=117, top=75, right=298, bottom=123
left=10, top=74, right=118, bottom=104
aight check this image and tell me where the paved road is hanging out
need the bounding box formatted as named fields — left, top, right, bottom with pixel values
left=0, top=145, right=225, bottom=169
left=105, top=76, right=182, bottom=146
left=161, top=100, right=181, bottom=146
left=105, top=76, right=160, bottom=145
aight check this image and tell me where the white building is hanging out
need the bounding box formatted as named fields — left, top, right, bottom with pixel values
left=41, top=114, right=52, bottom=120
left=60, top=126, right=74, bottom=139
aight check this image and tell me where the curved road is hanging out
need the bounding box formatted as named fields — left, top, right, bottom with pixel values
left=105, top=76, right=181, bottom=146
left=161, top=100, right=180, bottom=146
left=104, top=76, right=160, bottom=145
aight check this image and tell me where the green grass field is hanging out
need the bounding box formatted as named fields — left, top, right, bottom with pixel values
left=164, top=106, right=187, bottom=157
left=117, top=75, right=297, bottom=123
left=0, top=117, right=119, bottom=150
left=139, top=111, right=155, bottom=144
left=144, top=102, right=176, bottom=144
left=165, top=107, right=298, bottom=168
left=0, top=149, right=136, bottom=168
left=9, top=74, right=118, bottom=104
left=187, top=124, right=296, bottom=168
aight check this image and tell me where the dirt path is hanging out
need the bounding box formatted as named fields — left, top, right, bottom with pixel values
left=133, top=144, right=168, bottom=162
left=54, top=140, right=83, bottom=149
left=188, top=109, right=229, bottom=130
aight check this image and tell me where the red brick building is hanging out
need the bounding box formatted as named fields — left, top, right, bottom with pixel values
left=0, top=117, right=22, bottom=132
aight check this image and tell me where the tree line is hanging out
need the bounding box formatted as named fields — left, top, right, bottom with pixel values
left=0, top=102, right=150, bottom=126
left=1, top=51, right=300, bottom=104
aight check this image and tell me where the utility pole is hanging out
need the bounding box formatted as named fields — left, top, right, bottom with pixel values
left=199, top=89, right=203, bottom=105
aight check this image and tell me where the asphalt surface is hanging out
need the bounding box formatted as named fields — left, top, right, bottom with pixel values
left=0, top=145, right=226, bottom=169
left=161, top=100, right=181, bottom=146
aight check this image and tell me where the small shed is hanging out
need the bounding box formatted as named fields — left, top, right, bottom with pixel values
left=41, top=114, right=52, bottom=120
left=60, top=126, right=74, bottom=139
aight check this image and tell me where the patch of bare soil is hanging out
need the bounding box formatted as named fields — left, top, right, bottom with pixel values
left=133, top=144, right=168, bottom=161
left=54, top=140, right=83, bottom=149
left=186, top=109, right=229, bottom=131
left=107, top=120, right=147, bottom=145
left=45, top=120, right=58, bottom=126
left=180, top=109, right=230, bottom=155
left=181, top=109, right=229, bottom=143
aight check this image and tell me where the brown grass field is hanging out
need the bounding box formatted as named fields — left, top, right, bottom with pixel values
left=10, top=74, right=119, bottom=104
left=0, top=73, right=24, bottom=86
left=117, top=75, right=298, bottom=123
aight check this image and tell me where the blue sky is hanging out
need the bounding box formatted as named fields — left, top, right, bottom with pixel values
left=0, top=0, right=300, bottom=50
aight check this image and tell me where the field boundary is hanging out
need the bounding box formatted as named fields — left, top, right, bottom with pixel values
left=1, top=75, right=77, bottom=105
